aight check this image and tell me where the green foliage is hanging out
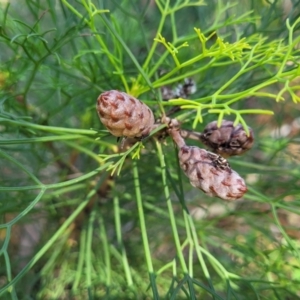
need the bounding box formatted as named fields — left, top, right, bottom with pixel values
left=1, top=0, right=300, bottom=299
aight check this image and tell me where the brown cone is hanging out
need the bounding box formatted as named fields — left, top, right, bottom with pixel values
left=168, top=126, right=247, bottom=201
left=178, top=145, right=247, bottom=201
left=97, top=90, right=155, bottom=138
left=200, top=120, right=254, bottom=157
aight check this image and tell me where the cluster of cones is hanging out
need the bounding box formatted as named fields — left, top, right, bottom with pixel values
left=97, top=90, right=254, bottom=201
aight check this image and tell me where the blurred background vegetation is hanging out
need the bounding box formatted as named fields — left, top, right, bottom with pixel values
left=1, top=0, right=300, bottom=299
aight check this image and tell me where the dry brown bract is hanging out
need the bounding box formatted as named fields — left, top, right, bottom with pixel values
left=97, top=90, right=155, bottom=138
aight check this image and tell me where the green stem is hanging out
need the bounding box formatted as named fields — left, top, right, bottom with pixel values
left=0, top=118, right=98, bottom=135
left=0, top=148, right=43, bottom=186
left=186, top=214, right=217, bottom=285
left=73, top=229, right=87, bottom=291
left=140, top=0, right=170, bottom=74
left=0, top=189, right=45, bottom=229
left=0, top=163, right=112, bottom=192
left=271, top=203, right=300, bottom=259
left=113, top=194, right=133, bottom=286
left=86, top=209, right=95, bottom=299
left=99, top=213, right=111, bottom=287
left=132, top=160, right=159, bottom=299
left=156, top=141, right=188, bottom=274
left=0, top=182, right=101, bottom=295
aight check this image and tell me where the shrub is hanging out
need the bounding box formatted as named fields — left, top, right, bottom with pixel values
left=1, top=0, right=300, bottom=299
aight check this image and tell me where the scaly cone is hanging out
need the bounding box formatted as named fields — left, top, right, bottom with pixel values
left=168, top=123, right=247, bottom=201
left=200, top=120, right=254, bottom=157
left=97, top=90, right=155, bottom=138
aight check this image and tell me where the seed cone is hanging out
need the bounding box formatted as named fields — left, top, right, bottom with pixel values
left=178, top=146, right=247, bottom=201
left=200, top=120, right=254, bottom=157
left=169, top=127, right=247, bottom=201
left=97, top=90, right=155, bottom=138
